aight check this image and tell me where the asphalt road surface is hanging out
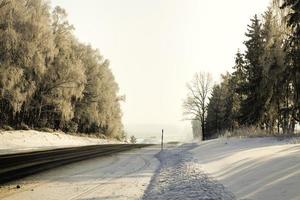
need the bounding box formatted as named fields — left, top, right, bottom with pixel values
left=0, top=145, right=160, bottom=200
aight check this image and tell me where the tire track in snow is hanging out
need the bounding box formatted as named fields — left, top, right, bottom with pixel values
left=68, top=153, right=151, bottom=200
left=0, top=155, right=120, bottom=199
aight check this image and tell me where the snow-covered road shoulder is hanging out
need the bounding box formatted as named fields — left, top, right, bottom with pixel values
left=0, top=130, right=123, bottom=154
left=143, top=144, right=236, bottom=200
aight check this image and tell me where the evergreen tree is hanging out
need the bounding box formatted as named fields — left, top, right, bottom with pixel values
left=193, top=1, right=300, bottom=139
left=231, top=50, right=247, bottom=126
left=239, top=15, right=265, bottom=125
left=206, top=85, right=224, bottom=138
left=281, top=0, right=300, bottom=124
left=206, top=73, right=237, bottom=138
left=260, top=7, right=288, bottom=133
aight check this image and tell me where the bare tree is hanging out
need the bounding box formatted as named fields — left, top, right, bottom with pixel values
left=183, top=72, right=213, bottom=140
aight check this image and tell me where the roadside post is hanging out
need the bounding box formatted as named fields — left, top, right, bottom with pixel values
left=161, top=129, right=164, bottom=151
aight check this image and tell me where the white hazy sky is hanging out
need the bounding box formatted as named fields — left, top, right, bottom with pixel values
left=51, top=0, right=271, bottom=140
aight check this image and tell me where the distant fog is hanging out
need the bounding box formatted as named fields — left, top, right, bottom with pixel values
left=125, top=123, right=193, bottom=144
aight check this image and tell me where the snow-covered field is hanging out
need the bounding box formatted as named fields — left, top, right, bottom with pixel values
left=191, top=137, right=300, bottom=200
left=0, top=130, right=122, bottom=154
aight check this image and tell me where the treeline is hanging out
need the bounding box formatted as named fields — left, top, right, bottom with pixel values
left=0, top=0, right=124, bottom=139
left=205, top=0, right=300, bottom=139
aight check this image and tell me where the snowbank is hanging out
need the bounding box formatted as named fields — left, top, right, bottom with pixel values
left=143, top=144, right=236, bottom=200
left=0, top=130, right=122, bottom=154
left=191, top=137, right=300, bottom=200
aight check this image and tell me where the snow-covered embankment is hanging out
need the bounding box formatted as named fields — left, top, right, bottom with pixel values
left=0, top=130, right=122, bottom=154
left=191, top=137, right=300, bottom=200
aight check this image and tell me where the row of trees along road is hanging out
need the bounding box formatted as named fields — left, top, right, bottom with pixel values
left=184, top=0, right=300, bottom=140
left=0, top=0, right=124, bottom=139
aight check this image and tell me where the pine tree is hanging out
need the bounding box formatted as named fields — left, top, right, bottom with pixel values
left=206, top=85, right=224, bottom=138
left=202, top=2, right=300, bottom=137
left=260, top=7, right=287, bottom=133
left=239, top=15, right=265, bottom=125
left=281, top=0, right=300, bottom=124
left=206, top=73, right=238, bottom=138
left=231, top=50, right=247, bottom=126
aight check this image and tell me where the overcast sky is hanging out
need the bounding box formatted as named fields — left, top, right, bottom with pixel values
left=51, top=0, right=271, bottom=139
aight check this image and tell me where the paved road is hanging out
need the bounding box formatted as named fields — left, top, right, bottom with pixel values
left=0, top=146, right=160, bottom=200
left=0, top=144, right=152, bottom=184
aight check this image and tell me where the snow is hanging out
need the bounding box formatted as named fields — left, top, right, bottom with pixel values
left=1, top=136, right=300, bottom=199
left=191, top=137, right=300, bottom=200
left=143, top=144, right=236, bottom=200
left=0, top=143, right=235, bottom=200
left=0, top=130, right=123, bottom=154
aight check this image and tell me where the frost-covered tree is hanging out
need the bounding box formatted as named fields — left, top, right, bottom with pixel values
left=74, top=44, right=123, bottom=137
left=0, top=0, right=55, bottom=125
left=0, top=0, right=124, bottom=139
left=37, top=7, right=86, bottom=129
left=203, top=1, right=299, bottom=137
left=281, top=0, right=300, bottom=125
left=183, top=72, right=213, bottom=139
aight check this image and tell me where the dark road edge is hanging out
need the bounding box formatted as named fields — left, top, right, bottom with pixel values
left=0, top=144, right=153, bottom=184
